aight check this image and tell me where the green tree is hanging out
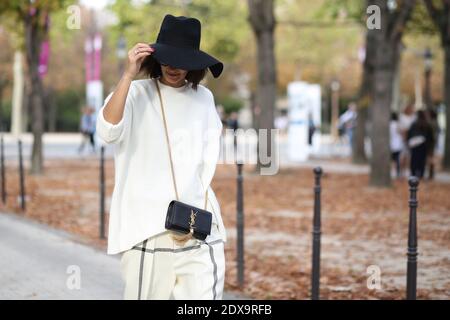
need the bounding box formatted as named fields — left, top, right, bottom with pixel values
left=247, top=0, right=277, bottom=173
left=0, top=0, right=69, bottom=174
left=369, top=0, right=416, bottom=187
left=423, top=0, right=450, bottom=171
left=317, top=0, right=370, bottom=164
left=219, top=96, right=243, bottom=115
left=320, top=0, right=417, bottom=186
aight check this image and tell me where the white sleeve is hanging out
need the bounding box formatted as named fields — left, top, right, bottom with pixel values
left=199, top=94, right=223, bottom=193
left=96, top=85, right=134, bottom=144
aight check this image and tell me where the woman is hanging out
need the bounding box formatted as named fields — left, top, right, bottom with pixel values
left=390, top=112, right=403, bottom=178
left=96, top=14, right=226, bottom=300
left=78, top=106, right=96, bottom=154
left=426, top=109, right=439, bottom=180
left=399, top=104, right=416, bottom=176
left=407, top=110, right=435, bottom=179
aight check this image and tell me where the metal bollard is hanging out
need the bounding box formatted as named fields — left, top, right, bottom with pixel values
left=99, top=145, right=106, bottom=239
left=406, top=176, right=419, bottom=300
left=236, top=163, right=245, bottom=287
left=1, top=135, right=6, bottom=204
left=18, top=139, right=26, bottom=211
left=311, top=167, right=322, bottom=300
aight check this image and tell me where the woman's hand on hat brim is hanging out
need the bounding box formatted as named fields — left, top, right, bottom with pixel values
left=125, top=43, right=155, bottom=79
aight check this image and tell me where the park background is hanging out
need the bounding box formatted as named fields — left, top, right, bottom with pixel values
left=0, top=0, right=449, bottom=300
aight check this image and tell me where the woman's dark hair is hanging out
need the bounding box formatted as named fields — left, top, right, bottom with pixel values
left=416, top=110, right=426, bottom=122
left=416, top=110, right=429, bottom=131
left=391, top=112, right=398, bottom=121
left=139, top=55, right=207, bottom=91
left=427, top=109, right=437, bottom=120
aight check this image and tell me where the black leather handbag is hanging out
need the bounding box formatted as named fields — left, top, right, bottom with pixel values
left=154, top=78, right=212, bottom=244
left=165, top=200, right=212, bottom=241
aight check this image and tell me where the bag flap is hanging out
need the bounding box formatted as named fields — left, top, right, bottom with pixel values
left=166, top=200, right=212, bottom=235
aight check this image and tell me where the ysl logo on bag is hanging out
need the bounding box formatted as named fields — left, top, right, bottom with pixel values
left=189, top=209, right=197, bottom=233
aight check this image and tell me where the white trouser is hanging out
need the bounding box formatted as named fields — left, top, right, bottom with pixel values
left=120, top=224, right=225, bottom=300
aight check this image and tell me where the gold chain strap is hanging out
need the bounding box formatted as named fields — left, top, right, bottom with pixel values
left=154, top=78, right=208, bottom=244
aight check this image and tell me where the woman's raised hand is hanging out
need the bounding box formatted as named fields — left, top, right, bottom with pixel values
left=124, top=43, right=155, bottom=79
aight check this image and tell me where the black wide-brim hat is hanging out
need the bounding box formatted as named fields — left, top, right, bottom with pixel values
left=149, top=14, right=223, bottom=78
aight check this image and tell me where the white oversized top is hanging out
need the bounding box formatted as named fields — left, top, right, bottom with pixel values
left=390, top=120, right=404, bottom=152
left=96, top=77, right=226, bottom=254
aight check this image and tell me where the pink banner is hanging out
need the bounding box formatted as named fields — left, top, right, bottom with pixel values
left=38, top=12, right=50, bottom=79
left=85, top=39, right=93, bottom=82
left=85, top=33, right=102, bottom=82
left=38, top=40, right=49, bottom=78
left=93, top=33, right=102, bottom=81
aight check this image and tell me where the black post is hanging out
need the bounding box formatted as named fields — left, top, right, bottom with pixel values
left=424, top=68, right=432, bottom=110
left=18, top=139, right=26, bottom=211
left=99, top=145, right=105, bottom=239
left=311, top=167, right=322, bottom=300
left=1, top=135, right=6, bottom=204
left=236, top=163, right=244, bottom=287
left=406, top=176, right=419, bottom=300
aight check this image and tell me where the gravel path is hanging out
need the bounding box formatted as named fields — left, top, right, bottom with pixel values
left=0, top=212, right=247, bottom=300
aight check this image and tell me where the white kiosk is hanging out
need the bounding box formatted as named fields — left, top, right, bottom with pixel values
left=287, top=81, right=321, bottom=162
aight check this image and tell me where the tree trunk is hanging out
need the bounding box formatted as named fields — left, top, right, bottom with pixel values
left=0, top=75, right=8, bottom=132
left=353, top=107, right=367, bottom=164
left=247, top=0, right=277, bottom=174
left=443, top=43, right=450, bottom=170
left=423, top=1, right=450, bottom=170
left=21, top=82, right=30, bottom=133
left=42, top=86, right=55, bottom=132
left=370, top=38, right=399, bottom=187
left=368, top=0, right=414, bottom=187
left=47, top=87, right=57, bottom=132
left=24, top=9, right=46, bottom=175
left=353, top=27, right=376, bottom=164
left=255, top=29, right=276, bottom=172
left=250, top=91, right=258, bottom=130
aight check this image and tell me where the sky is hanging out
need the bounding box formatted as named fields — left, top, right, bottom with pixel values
left=79, top=0, right=110, bottom=9
left=79, top=0, right=154, bottom=9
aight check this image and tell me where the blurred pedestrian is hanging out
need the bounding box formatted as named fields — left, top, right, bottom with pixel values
left=217, top=104, right=226, bottom=128
left=426, top=109, right=439, bottom=180
left=78, top=106, right=96, bottom=154
left=275, top=110, right=289, bottom=135
left=308, top=113, right=316, bottom=146
left=399, top=104, right=416, bottom=176
left=338, top=102, right=357, bottom=151
left=226, top=111, right=239, bottom=131
left=390, top=112, right=403, bottom=178
left=407, top=110, right=435, bottom=179
left=227, top=111, right=239, bottom=149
